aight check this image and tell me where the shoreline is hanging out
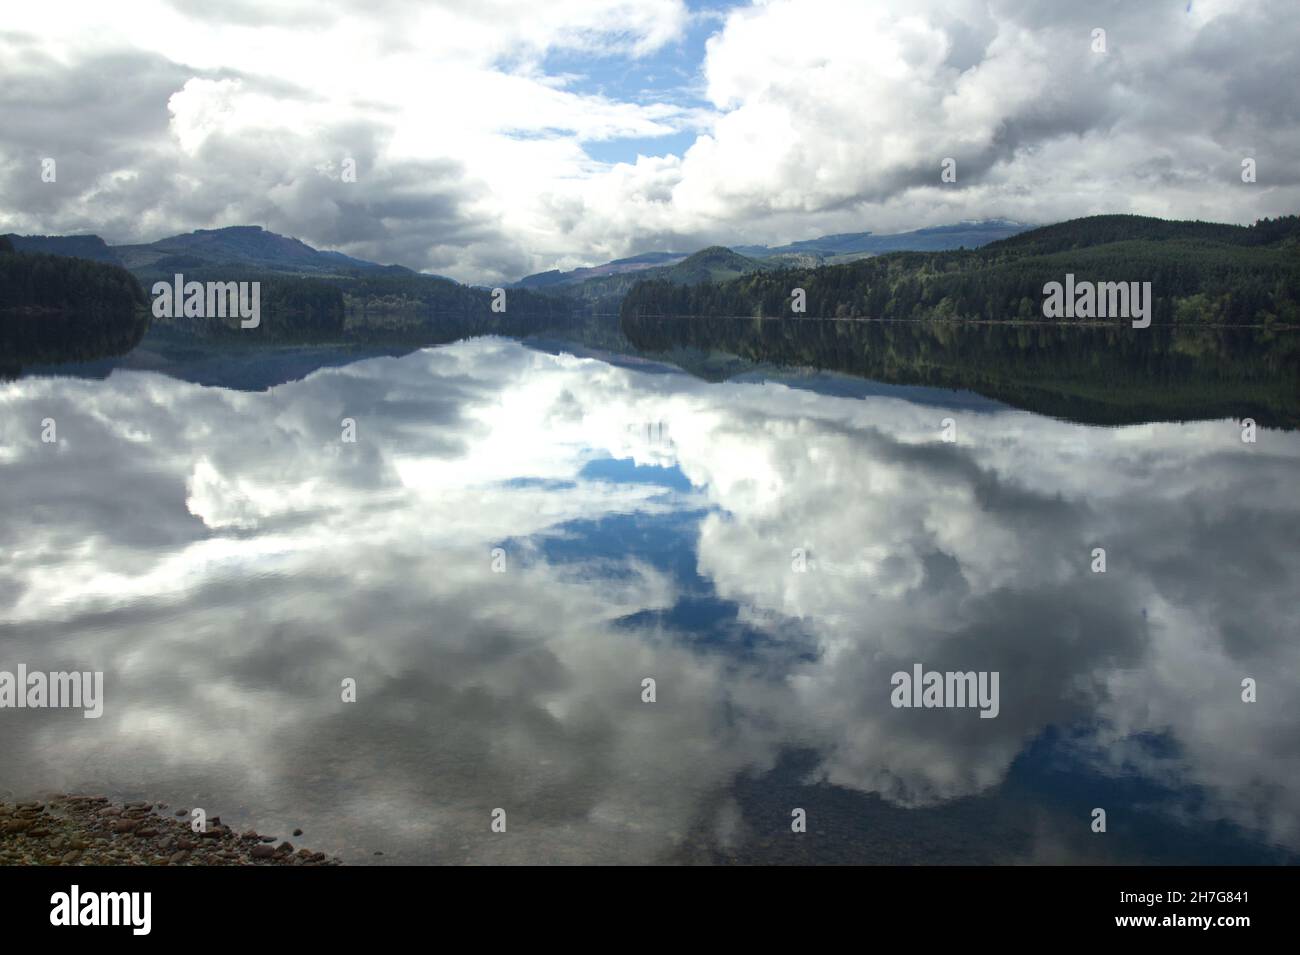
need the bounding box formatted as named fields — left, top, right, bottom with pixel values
left=0, top=796, right=342, bottom=866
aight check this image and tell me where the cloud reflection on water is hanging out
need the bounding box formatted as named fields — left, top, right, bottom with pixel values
left=1, top=338, right=1296, bottom=862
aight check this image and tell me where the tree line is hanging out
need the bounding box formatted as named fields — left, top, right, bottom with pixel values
left=620, top=215, right=1300, bottom=328
left=0, top=237, right=147, bottom=312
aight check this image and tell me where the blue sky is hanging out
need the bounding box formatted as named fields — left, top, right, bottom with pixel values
left=2, top=0, right=1297, bottom=283
left=538, top=2, right=737, bottom=164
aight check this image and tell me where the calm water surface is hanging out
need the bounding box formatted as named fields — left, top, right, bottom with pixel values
left=1, top=336, right=1297, bottom=864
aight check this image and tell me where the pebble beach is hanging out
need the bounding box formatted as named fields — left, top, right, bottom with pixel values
left=0, top=795, right=342, bottom=866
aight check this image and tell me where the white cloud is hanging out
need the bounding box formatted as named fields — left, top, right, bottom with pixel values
left=0, top=0, right=1297, bottom=281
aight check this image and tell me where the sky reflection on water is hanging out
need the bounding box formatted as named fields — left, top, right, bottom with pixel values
left=1, top=338, right=1297, bottom=864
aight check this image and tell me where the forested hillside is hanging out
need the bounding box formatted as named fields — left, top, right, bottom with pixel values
left=0, top=238, right=150, bottom=376
left=519, top=246, right=775, bottom=318
left=335, top=272, right=575, bottom=340
left=2, top=233, right=123, bottom=266
left=0, top=240, right=146, bottom=312
left=621, top=215, right=1300, bottom=328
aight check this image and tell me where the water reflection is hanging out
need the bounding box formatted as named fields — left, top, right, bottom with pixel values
left=1, top=338, right=1297, bottom=863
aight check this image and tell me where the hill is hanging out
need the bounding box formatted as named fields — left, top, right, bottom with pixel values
left=514, top=251, right=688, bottom=290
left=0, top=240, right=145, bottom=312
left=0, top=238, right=150, bottom=377
left=114, top=225, right=406, bottom=280
left=515, top=246, right=776, bottom=319
left=980, top=214, right=1287, bottom=256
left=2, top=233, right=123, bottom=266
left=734, top=219, right=1030, bottom=258
left=513, top=220, right=1030, bottom=292
left=621, top=214, right=1300, bottom=329
left=663, top=246, right=770, bottom=284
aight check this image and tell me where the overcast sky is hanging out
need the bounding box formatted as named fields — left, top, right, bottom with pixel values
left=1, top=0, right=1297, bottom=283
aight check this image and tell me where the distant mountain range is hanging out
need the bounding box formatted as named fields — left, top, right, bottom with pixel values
left=734, top=219, right=1032, bottom=257
left=7, top=213, right=1298, bottom=398
left=512, top=251, right=690, bottom=290
left=2, top=226, right=438, bottom=283
left=113, top=225, right=406, bottom=278
left=4, top=219, right=1031, bottom=292
left=513, top=219, right=1031, bottom=290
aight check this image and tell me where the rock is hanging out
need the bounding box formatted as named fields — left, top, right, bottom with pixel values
left=0, top=794, right=339, bottom=868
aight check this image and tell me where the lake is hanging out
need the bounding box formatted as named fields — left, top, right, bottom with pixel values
left=1, top=330, right=1298, bottom=864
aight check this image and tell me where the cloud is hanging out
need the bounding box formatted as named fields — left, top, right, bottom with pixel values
left=0, top=0, right=1296, bottom=281
left=534, top=0, right=1300, bottom=261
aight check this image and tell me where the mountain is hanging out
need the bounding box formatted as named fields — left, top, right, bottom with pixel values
left=0, top=238, right=145, bottom=312
left=1, top=237, right=150, bottom=378
left=3, top=234, right=123, bottom=266
left=733, top=220, right=1031, bottom=258
left=665, top=246, right=771, bottom=284
left=10, top=220, right=1030, bottom=292
left=516, top=246, right=777, bottom=314
left=621, top=213, right=1300, bottom=328
left=621, top=214, right=1300, bottom=428
left=1, top=226, right=575, bottom=343
left=113, top=225, right=407, bottom=279
left=514, top=250, right=689, bottom=289
left=4, top=225, right=436, bottom=281
left=979, top=214, right=1297, bottom=255
left=513, top=219, right=1031, bottom=293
